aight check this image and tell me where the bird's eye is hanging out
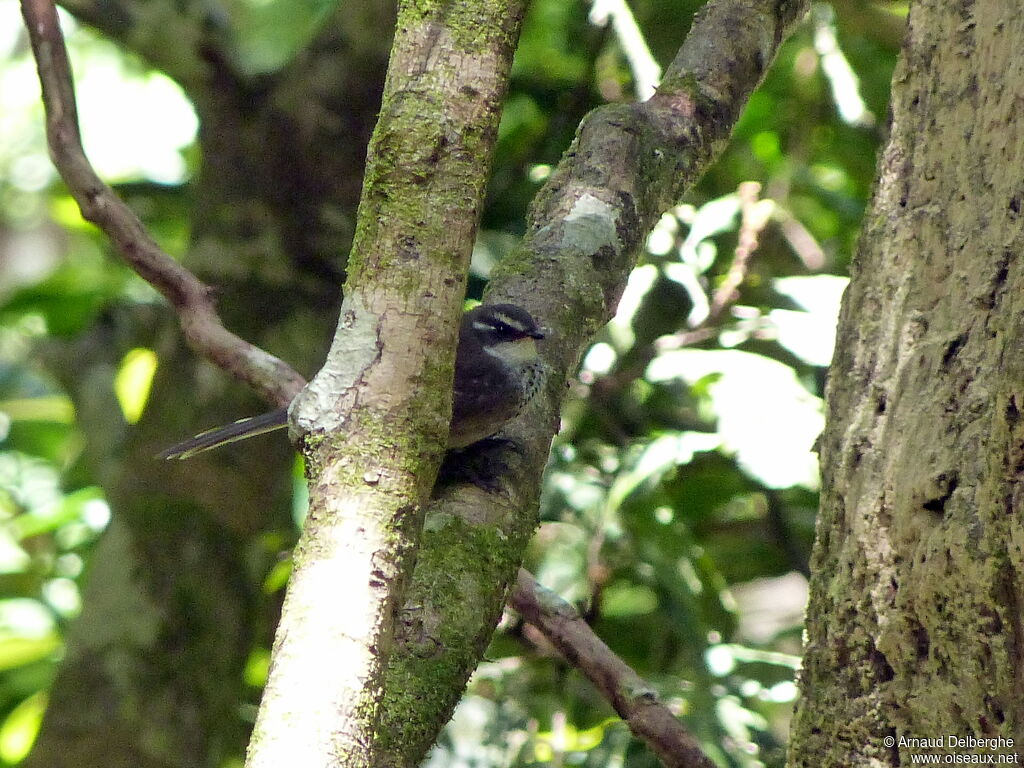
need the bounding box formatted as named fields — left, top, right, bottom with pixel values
left=482, top=314, right=531, bottom=339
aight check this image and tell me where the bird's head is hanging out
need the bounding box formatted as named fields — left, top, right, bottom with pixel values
left=467, top=304, right=545, bottom=364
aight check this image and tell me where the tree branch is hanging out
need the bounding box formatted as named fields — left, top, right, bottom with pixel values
left=659, top=179, right=771, bottom=351
left=23, top=0, right=810, bottom=763
left=512, top=569, right=715, bottom=768
left=243, top=0, right=528, bottom=764
left=380, top=0, right=811, bottom=763
left=20, top=0, right=304, bottom=408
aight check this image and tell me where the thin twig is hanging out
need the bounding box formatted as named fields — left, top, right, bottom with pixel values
left=708, top=181, right=767, bottom=320
left=775, top=208, right=825, bottom=270
left=511, top=569, right=716, bottom=768
left=19, top=0, right=304, bottom=407
left=660, top=180, right=770, bottom=351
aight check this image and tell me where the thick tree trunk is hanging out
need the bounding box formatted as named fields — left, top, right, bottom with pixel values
left=790, top=3, right=1024, bottom=765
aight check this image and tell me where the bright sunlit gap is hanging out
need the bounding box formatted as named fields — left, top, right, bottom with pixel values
left=596, top=195, right=849, bottom=490
left=658, top=272, right=848, bottom=490
left=0, top=0, right=198, bottom=189
left=114, top=348, right=159, bottom=424
left=812, top=3, right=873, bottom=127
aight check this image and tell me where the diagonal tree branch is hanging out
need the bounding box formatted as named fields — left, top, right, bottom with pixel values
left=380, top=0, right=811, bottom=764
left=20, top=0, right=305, bottom=408
left=512, top=569, right=715, bottom=768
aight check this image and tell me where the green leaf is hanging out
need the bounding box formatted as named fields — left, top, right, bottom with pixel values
left=0, top=635, right=60, bottom=673
left=11, top=486, right=104, bottom=540
left=0, top=690, right=47, bottom=763
left=113, top=347, right=157, bottom=424
left=0, top=398, right=74, bottom=425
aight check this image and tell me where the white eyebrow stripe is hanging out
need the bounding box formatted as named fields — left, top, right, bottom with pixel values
left=493, top=313, right=526, bottom=331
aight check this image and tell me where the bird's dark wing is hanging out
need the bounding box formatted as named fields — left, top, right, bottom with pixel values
left=450, top=366, right=521, bottom=448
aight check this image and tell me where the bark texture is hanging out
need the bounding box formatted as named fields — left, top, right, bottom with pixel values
left=790, top=3, right=1024, bottom=765
left=245, top=1, right=527, bottom=765
left=375, top=0, right=810, bottom=764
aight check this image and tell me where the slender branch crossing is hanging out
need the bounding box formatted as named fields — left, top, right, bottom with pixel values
left=20, top=0, right=304, bottom=407
left=512, top=570, right=716, bottom=768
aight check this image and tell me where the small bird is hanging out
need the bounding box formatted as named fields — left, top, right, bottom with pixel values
left=158, top=304, right=547, bottom=460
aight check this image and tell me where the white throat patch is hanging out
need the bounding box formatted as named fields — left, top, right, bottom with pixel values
left=489, top=337, right=538, bottom=363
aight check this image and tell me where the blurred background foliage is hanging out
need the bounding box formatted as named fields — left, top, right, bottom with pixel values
left=0, top=0, right=901, bottom=765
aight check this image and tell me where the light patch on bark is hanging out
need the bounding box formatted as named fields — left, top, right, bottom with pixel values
left=246, top=485, right=397, bottom=766
left=562, top=193, right=621, bottom=254
left=289, top=298, right=382, bottom=436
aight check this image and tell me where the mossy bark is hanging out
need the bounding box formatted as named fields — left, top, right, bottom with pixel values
left=374, top=1, right=809, bottom=765
left=244, top=0, right=527, bottom=765
left=790, top=3, right=1024, bottom=765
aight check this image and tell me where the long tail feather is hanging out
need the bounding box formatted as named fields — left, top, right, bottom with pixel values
left=157, top=408, right=289, bottom=460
